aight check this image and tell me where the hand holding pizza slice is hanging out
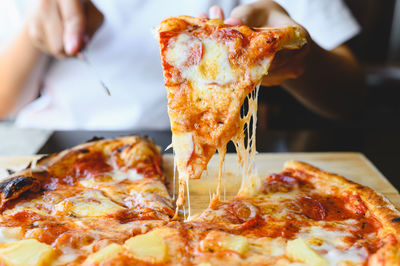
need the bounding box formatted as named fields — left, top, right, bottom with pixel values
left=157, top=16, right=307, bottom=209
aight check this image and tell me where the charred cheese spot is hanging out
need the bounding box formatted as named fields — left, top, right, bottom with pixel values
left=391, top=217, right=400, bottom=223
left=0, top=176, right=40, bottom=202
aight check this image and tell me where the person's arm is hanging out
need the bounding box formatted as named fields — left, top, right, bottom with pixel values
left=281, top=42, right=365, bottom=121
left=206, top=1, right=366, bottom=121
left=0, top=0, right=103, bottom=119
left=0, top=27, right=42, bottom=118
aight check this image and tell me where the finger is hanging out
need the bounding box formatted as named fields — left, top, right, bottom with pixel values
left=230, top=5, right=254, bottom=25
left=41, top=1, right=66, bottom=57
left=209, top=5, right=224, bottom=20
left=224, top=17, right=242, bottom=26
left=198, top=13, right=208, bottom=19
left=58, top=0, right=86, bottom=55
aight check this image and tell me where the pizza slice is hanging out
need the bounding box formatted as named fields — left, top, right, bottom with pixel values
left=157, top=16, right=307, bottom=208
left=186, top=161, right=400, bottom=265
left=0, top=136, right=174, bottom=264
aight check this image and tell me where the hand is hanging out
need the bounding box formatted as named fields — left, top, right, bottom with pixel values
left=200, top=1, right=310, bottom=86
left=27, top=0, right=104, bottom=58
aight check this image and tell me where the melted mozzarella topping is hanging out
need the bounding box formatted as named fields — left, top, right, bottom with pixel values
left=166, top=33, right=195, bottom=69
left=250, top=237, right=286, bottom=257
left=250, top=57, right=273, bottom=81
left=3, top=199, right=50, bottom=216
left=188, top=38, right=237, bottom=90
left=111, top=169, right=145, bottom=182
left=172, top=132, right=194, bottom=179
left=55, top=190, right=125, bottom=217
left=167, top=34, right=237, bottom=91
left=79, top=169, right=145, bottom=188
left=299, top=225, right=369, bottom=265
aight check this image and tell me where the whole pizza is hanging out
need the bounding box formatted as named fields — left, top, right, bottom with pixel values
left=0, top=16, right=399, bottom=266
left=0, top=136, right=399, bottom=265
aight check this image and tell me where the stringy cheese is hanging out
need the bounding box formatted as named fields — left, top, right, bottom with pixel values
left=234, top=84, right=260, bottom=185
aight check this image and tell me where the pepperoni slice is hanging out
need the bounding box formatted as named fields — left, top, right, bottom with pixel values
left=198, top=200, right=260, bottom=231
left=186, top=42, right=203, bottom=66
left=298, top=196, right=327, bottom=220
left=71, top=152, right=111, bottom=178
left=261, top=174, right=301, bottom=193
left=345, top=194, right=367, bottom=217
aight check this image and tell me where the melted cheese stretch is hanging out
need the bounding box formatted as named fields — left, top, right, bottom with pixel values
left=235, top=84, right=260, bottom=185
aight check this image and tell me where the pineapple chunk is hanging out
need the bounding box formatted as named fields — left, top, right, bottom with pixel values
left=3, top=200, right=48, bottom=216
left=56, top=190, right=125, bottom=217
left=0, top=227, right=23, bottom=243
left=0, top=239, right=55, bottom=266
left=84, top=243, right=124, bottom=264
left=125, top=230, right=168, bottom=263
left=201, top=231, right=249, bottom=255
left=286, top=238, right=328, bottom=266
left=221, top=235, right=249, bottom=255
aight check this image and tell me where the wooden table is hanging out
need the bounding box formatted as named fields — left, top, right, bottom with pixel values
left=163, top=152, right=400, bottom=215
left=1, top=152, right=399, bottom=216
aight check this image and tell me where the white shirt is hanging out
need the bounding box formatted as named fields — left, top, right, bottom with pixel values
left=0, top=0, right=360, bottom=130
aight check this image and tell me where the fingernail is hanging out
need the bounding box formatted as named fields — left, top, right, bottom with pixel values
left=209, top=5, right=222, bottom=19
left=64, top=34, right=80, bottom=55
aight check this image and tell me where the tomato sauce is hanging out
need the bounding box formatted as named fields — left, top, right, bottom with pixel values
left=70, top=151, right=112, bottom=178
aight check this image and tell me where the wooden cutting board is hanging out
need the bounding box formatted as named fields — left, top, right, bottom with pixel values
left=163, top=152, right=400, bottom=216
left=1, top=152, right=399, bottom=217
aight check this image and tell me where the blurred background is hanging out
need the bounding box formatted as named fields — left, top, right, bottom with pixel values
left=253, top=0, right=400, bottom=186
left=259, top=0, right=400, bottom=130
left=1, top=0, right=400, bottom=188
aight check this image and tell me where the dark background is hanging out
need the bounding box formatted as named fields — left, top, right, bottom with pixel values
left=258, top=0, right=400, bottom=131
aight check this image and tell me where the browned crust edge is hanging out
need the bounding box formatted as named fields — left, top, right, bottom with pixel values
left=1, top=136, right=163, bottom=207
left=158, top=16, right=307, bottom=52
left=23, top=135, right=161, bottom=170
left=284, top=160, right=400, bottom=265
